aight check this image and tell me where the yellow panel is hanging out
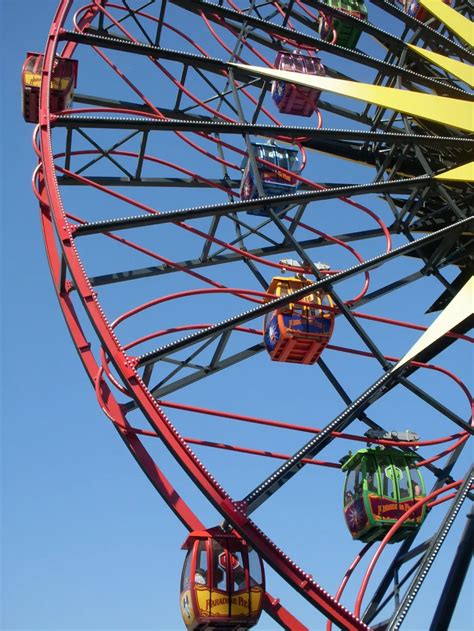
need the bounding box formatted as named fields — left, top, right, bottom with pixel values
left=24, top=71, right=42, bottom=88
left=229, top=64, right=474, bottom=133
left=195, top=586, right=211, bottom=615
left=23, top=72, right=70, bottom=92
left=180, top=589, right=196, bottom=629
left=250, top=587, right=263, bottom=615
left=395, top=276, right=474, bottom=370
left=194, top=586, right=255, bottom=617
left=418, top=0, right=474, bottom=47
left=408, top=44, right=474, bottom=88
left=435, top=161, right=474, bottom=182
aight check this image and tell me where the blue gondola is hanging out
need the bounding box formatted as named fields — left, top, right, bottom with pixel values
left=240, top=142, right=300, bottom=217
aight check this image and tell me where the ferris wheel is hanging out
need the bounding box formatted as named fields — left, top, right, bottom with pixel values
left=25, top=1, right=473, bottom=629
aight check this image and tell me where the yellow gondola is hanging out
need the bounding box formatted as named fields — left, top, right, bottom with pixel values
left=22, top=52, right=78, bottom=123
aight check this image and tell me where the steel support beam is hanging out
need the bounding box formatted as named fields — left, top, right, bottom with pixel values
left=430, top=506, right=474, bottom=631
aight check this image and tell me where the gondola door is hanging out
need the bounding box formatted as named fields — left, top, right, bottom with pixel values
left=343, top=462, right=369, bottom=539
left=180, top=546, right=197, bottom=630
left=227, top=544, right=264, bottom=623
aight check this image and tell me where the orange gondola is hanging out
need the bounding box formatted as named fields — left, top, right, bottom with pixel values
left=263, top=274, right=335, bottom=364
left=22, top=52, right=78, bottom=123
left=180, top=527, right=264, bottom=630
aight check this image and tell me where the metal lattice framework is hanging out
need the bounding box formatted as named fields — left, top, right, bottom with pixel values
left=31, top=1, right=472, bottom=629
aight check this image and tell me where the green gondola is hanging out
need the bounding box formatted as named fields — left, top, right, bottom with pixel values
left=319, top=0, right=368, bottom=50
left=341, top=448, right=427, bottom=543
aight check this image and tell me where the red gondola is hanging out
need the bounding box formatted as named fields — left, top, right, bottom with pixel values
left=401, top=0, right=452, bottom=22
left=263, top=274, right=335, bottom=364
left=22, top=52, right=78, bottom=123
left=180, top=527, right=265, bottom=630
left=271, top=52, right=325, bottom=117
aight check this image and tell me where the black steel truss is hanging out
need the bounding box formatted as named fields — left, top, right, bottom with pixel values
left=129, top=217, right=471, bottom=366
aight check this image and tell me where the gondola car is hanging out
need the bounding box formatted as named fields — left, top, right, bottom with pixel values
left=22, top=52, right=78, bottom=123
left=271, top=52, right=325, bottom=117
left=240, top=142, right=300, bottom=216
left=180, top=527, right=265, bottom=630
left=401, top=0, right=452, bottom=23
left=319, top=0, right=368, bottom=50
left=341, top=448, right=427, bottom=543
left=263, top=274, right=335, bottom=364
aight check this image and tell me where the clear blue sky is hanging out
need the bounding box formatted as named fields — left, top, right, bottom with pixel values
left=2, top=1, right=472, bottom=630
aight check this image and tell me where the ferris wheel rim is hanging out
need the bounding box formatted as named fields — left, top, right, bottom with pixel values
left=34, top=1, right=472, bottom=629
left=35, top=2, right=377, bottom=628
